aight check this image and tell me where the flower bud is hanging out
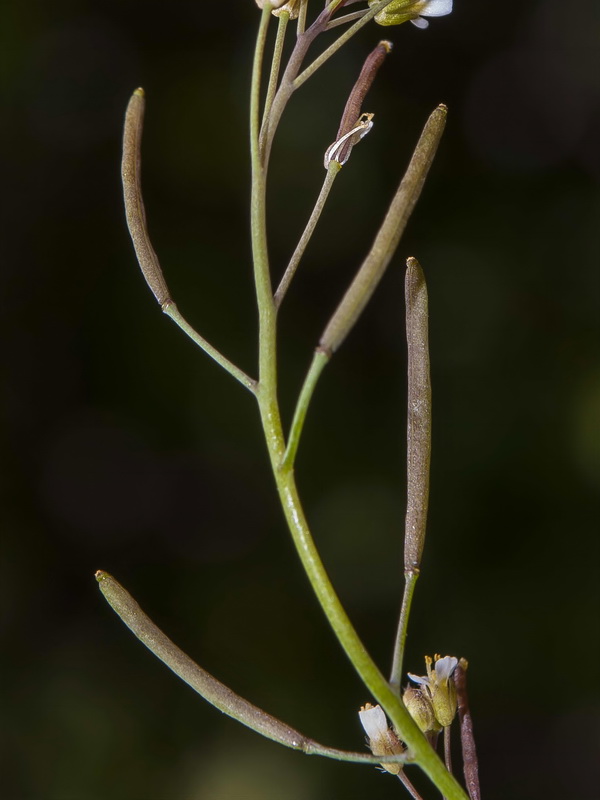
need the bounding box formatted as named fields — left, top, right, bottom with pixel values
left=358, top=703, right=405, bottom=775
left=403, top=686, right=440, bottom=734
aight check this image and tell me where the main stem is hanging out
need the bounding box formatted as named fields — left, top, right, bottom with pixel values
left=249, top=10, right=467, bottom=799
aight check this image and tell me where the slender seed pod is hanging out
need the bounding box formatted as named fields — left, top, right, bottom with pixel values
left=453, top=659, right=482, bottom=800
left=95, top=571, right=407, bottom=767
left=324, top=40, right=392, bottom=167
left=96, top=571, right=301, bottom=747
left=319, top=104, right=446, bottom=355
left=121, top=88, right=172, bottom=307
left=404, top=256, right=431, bottom=571
left=336, top=40, right=392, bottom=141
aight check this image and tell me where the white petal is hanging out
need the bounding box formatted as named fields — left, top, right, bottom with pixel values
left=421, top=0, right=453, bottom=17
left=434, top=656, right=458, bottom=681
left=410, top=16, right=429, bottom=28
left=358, top=704, right=389, bottom=740
left=407, top=672, right=429, bottom=685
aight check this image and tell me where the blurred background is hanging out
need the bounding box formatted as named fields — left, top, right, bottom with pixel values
left=2, top=1, right=599, bottom=798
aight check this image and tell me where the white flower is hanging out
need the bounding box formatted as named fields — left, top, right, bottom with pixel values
left=358, top=703, right=405, bottom=775
left=369, top=0, right=453, bottom=28
left=433, top=654, right=458, bottom=682
left=255, top=0, right=288, bottom=9
left=359, top=703, right=389, bottom=741
left=410, top=0, right=453, bottom=29
left=408, top=654, right=458, bottom=728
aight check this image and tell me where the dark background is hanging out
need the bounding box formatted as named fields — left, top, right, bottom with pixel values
left=2, top=1, right=599, bottom=798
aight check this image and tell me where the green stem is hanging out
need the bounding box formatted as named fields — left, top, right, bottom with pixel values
left=262, top=12, right=290, bottom=133
left=325, top=10, right=369, bottom=31
left=274, top=161, right=341, bottom=310
left=389, top=568, right=419, bottom=690
left=259, top=27, right=314, bottom=164
left=251, top=7, right=285, bottom=461
left=282, top=349, right=329, bottom=469
left=250, top=6, right=277, bottom=367
left=249, top=12, right=467, bottom=798
left=267, top=466, right=468, bottom=799
left=297, top=0, right=308, bottom=35
left=162, top=302, right=256, bottom=392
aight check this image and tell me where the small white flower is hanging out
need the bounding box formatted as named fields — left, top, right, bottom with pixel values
left=434, top=654, right=458, bottom=682
left=369, top=0, right=453, bottom=28
left=255, top=0, right=288, bottom=9
left=410, top=0, right=453, bottom=28
left=359, top=703, right=389, bottom=741
left=408, top=654, right=459, bottom=728
left=358, top=703, right=405, bottom=775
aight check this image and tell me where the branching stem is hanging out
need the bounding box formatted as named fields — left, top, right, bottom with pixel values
left=112, top=6, right=470, bottom=799
left=294, top=0, right=396, bottom=90
left=163, top=302, right=256, bottom=392
left=282, top=349, right=329, bottom=469
left=262, top=12, right=290, bottom=131
left=275, top=161, right=341, bottom=309
left=248, top=13, right=467, bottom=797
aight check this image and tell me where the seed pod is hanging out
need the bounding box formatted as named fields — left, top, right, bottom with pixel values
left=404, top=257, right=431, bottom=572
left=319, top=105, right=447, bottom=355
left=121, top=89, right=171, bottom=307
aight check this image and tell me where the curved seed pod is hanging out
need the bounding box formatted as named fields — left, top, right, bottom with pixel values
left=95, top=571, right=408, bottom=767
left=122, top=88, right=172, bottom=307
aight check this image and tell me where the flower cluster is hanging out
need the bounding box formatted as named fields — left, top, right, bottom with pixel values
left=254, top=0, right=453, bottom=28
left=405, top=654, right=458, bottom=729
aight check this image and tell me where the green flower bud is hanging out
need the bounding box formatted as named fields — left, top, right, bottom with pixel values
left=403, top=686, right=440, bottom=734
